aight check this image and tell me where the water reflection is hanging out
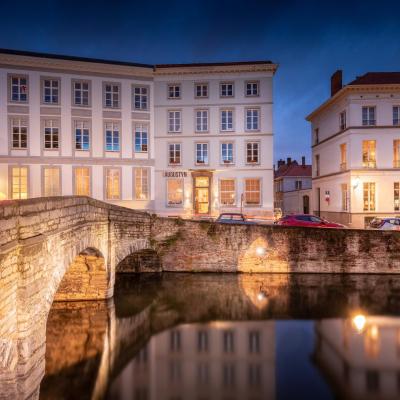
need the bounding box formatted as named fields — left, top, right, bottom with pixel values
left=37, top=273, right=400, bottom=400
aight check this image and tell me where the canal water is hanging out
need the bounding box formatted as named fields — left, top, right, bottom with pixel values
left=39, top=273, right=400, bottom=400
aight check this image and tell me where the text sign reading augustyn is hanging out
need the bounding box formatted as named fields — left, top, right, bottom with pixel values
left=163, top=171, right=188, bottom=178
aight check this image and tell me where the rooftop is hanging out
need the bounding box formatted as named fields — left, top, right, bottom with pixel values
left=275, top=159, right=312, bottom=179
left=348, top=72, right=400, bottom=86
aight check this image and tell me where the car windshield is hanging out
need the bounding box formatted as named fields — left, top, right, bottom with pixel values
left=310, top=216, right=322, bottom=223
left=219, top=215, right=231, bottom=220
left=231, top=215, right=244, bottom=221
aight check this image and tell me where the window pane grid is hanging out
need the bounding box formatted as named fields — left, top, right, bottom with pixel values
left=106, top=169, right=120, bottom=200
left=246, top=142, right=259, bottom=163
left=363, top=182, right=376, bottom=211
left=246, top=82, right=259, bottom=96
left=168, top=85, right=180, bottom=98
left=221, top=110, right=233, bottom=131
left=169, top=143, right=181, bottom=164
left=11, top=118, right=28, bottom=149
left=393, top=106, right=400, bottom=125
left=12, top=167, right=28, bottom=199
left=134, top=86, right=148, bottom=110
left=245, top=179, right=261, bottom=205
left=105, top=84, right=120, bottom=108
left=168, top=111, right=181, bottom=132
left=44, top=168, right=60, bottom=197
left=220, top=179, right=235, bottom=205
left=362, top=140, right=376, bottom=168
left=43, top=79, right=59, bottom=104
left=362, top=107, right=376, bottom=126
left=75, top=121, right=90, bottom=150
left=196, top=143, right=208, bottom=164
left=74, top=81, right=89, bottom=106
left=220, top=83, right=233, bottom=97
left=195, top=84, right=208, bottom=98
left=75, top=167, right=90, bottom=196
left=105, top=122, right=120, bottom=152
left=11, top=76, right=28, bottom=102
left=395, top=182, right=400, bottom=211
left=44, top=119, right=59, bottom=149
left=246, top=109, right=259, bottom=130
left=135, top=124, right=148, bottom=152
left=196, top=110, right=208, bottom=132
left=135, top=168, right=149, bottom=200
left=221, top=143, right=233, bottom=163
left=167, top=179, right=183, bottom=206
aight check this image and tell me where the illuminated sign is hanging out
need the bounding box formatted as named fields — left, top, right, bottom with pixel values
left=163, top=171, right=187, bottom=178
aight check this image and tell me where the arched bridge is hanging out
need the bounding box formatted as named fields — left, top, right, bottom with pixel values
left=1, top=196, right=400, bottom=399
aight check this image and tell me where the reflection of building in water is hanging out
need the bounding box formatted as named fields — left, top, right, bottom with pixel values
left=314, top=316, right=400, bottom=400
left=109, top=321, right=275, bottom=400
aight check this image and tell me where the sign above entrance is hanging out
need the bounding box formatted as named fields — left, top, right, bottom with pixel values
left=163, top=171, right=188, bottom=178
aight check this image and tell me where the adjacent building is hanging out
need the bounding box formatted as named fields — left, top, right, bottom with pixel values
left=0, top=49, right=277, bottom=218
left=307, top=71, right=400, bottom=228
left=274, top=156, right=312, bottom=215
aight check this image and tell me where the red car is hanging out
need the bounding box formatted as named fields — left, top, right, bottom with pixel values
left=276, top=214, right=345, bottom=228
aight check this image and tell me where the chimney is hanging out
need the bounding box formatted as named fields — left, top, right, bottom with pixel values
left=302, top=156, right=306, bottom=166
left=331, top=70, right=343, bottom=97
left=277, top=159, right=285, bottom=168
left=287, top=157, right=292, bottom=165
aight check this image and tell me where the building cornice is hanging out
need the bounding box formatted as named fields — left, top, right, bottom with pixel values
left=306, top=84, right=400, bottom=121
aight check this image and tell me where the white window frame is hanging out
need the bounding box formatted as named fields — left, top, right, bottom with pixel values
left=105, top=168, right=121, bottom=200
left=220, top=82, right=234, bottom=97
left=339, top=110, right=346, bottom=130
left=221, top=142, right=234, bottom=165
left=168, top=110, right=182, bottom=133
left=11, top=117, right=28, bottom=149
left=195, top=83, right=208, bottom=98
left=219, top=179, right=236, bottom=206
left=43, top=119, right=59, bottom=150
left=166, top=178, right=184, bottom=207
left=362, top=106, right=376, bottom=126
left=246, top=141, right=260, bottom=164
left=195, top=142, right=208, bottom=165
left=43, top=167, right=61, bottom=197
left=103, top=82, right=120, bottom=109
left=74, top=167, right=91, bottom=196
left=168, top=143, right=181, bottom=165
left=42, top=78, right=60, bottom=105
left=363, top=182, right=376, bottom=211
left=246, top=108, right=260, bottom=131
left=134, top=124, right=148, bottom=153
left=11, top=166, right=29, bottom=199
left=220, top=109, right=234, bottom=132
left=393, top=106, right=400, bottom=126
left=245, top=81, right=259, bottom=97
left=133, top=85, right=148, bottom=110
left=168, top=84, right=181, bottom=99
left=195, top=109, right=208, bottom=132
left=134, top=168, right=149, bottom=200
left=74, top=120, right=90, bottom=151
left=244, top=178, right=262, bottom=206
left=105, top=121, right=120, bottom=152
left=72, top=80, right=90, bottom=107
left=9, top=75, right=28, bottom=103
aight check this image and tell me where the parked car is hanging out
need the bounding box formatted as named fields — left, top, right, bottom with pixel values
left=275, top=214, right=345, bottom=228
left=369, top=217, right=400, bottom=230
left=216, top=213, right=257, bottom=225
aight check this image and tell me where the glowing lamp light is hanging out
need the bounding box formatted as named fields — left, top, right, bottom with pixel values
left=0, top=192, right=6, bottom=201
left=352, top=314, right=366, bottom=333
left=256, top=246, right=266, bottom=256
left=352, top=176, right=361, bottom=189
left=257, top=292, right=266, bottom=301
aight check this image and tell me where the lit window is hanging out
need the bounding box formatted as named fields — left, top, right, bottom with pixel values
left=246, top=142, right=259, bottom=163
left=246, top=109, right=259, bottom=130
left=74, top=167, right=90, bottom=196
left=394, top=140, right=400, bottom=168
left=394, top=106, right=400, bottom=126
left=340, top=143, right=347, bottom=170
left=74, top=120, right=90, bottom=151
left=363, top=182, right=376, bottom=211
left=134, top=168, right=149, bottom=200
left=43, top=167, right=60, bottom=197
left=340, top=111, right=346, bottom=130
left=196, top=110, right=208, bottom=132
left=168, top=84, right=181, bottom=99
left=106, top=168, right=120, bottom=200
left=167, top=179, right=183, bottom=206
left=104, top=83, right=120, bottom=108
left=11, top=167, right=28, bottom=199
left=105, top=122, right=120, bottom=152
left=220, top=179, right=235, bottom=205
left=341, top=183, right=348, bottom=211
left=169, top=143, right=181, bottom=165
left=10, top=75, right=28, bottom=102
left=42, top=78, right=59, bottom=104
left=73, top=81, right=90, bottom=106
left=221, top=110, right=233, bottom=131
left=394, top=182, right=399, bottom=211
left=221, top=142, right=234, bottom=164
left=196, top=143, right=208, bottom=164
left=245, top=179, right=261, bottom=205
left=135, top=124, right=148, bottom=153
left=11, top=118, right=28, bottom=149
left=168, top=110, right=181, bottom=132
left=195, top=83, right=208, bottom=98
left=133, top=86, right=148, bottom=110
left=362, top=140, right=376, bottom=168
left=246, top=81, right=259, bottom=96
left=43, top=119, right=59, bottom=149
left=362, top=106, right=376, bottom=126
left=220, top=82, right=234, bottom=97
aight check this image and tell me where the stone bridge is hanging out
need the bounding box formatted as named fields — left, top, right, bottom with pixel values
left=1, top=196, right=400, bottom=399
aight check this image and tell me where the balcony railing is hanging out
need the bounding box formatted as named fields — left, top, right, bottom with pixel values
left=340, top=162, right=347, bottom=171
left=362, top=161, right=376, bottom=168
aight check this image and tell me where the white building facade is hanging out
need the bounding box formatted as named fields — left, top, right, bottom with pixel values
left=0, top=50, right=277, bottom=218
left=307, top=71, right=400, bottom=228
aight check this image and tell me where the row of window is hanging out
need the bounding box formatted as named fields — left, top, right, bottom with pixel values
left=168, top=141, right=260, bottom=165
left=167, top=108, right=260, bottom=133
left=166, top=81, right=260, bottom=99
left=167, top=177, right=262, bottom=207
left=314, top=106, right=400, bottom=145
left=10, top=117, right=148, bottom=153
left=9, top=75, right=149, bottom=110
left=10, top=166, right=149, bottom=201
left=168, top=329, right=261, bottom=354
left=315, top=139, right=400, bottom=177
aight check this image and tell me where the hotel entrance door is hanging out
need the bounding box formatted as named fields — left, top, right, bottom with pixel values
left=193, top=175, right=211, bottom=215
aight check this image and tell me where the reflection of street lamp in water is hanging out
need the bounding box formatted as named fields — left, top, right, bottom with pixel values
left=352, top=314, right=366, bottom=333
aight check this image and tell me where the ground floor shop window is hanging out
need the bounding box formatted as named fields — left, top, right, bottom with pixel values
left=363, top=182, right=375, bottom=211
left=74, top=167, right=90, bottom=196
left=43, top=167, right=60, bottom=196
left=395, top=182, right=400, bottom=211
left=220, top=179, right=235, bottom=205
left=106, top=168, right=121, bottom=200
left=245, top=178, right=261, bottom=205
left=167, top=179, right=183, bottom=206
left=341, top=183, right=348, bottom=211
left=11, top=166, right=28, bottom=199
left=134, top=168, right=149, bottom=200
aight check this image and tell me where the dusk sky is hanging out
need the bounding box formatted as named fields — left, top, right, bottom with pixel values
left=1, top=0, right=399, bottom=164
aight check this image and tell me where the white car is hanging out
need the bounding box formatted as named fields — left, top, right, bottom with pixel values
left=369, top=218, right=400, bottom=230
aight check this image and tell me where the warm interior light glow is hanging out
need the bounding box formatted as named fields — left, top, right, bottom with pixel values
left=256, top=246, right=266, bottom=256
left=0, top=192, right=6, bottom=200
left=352, top=176, right=361, bottom=189
left=352, top=314, right=366, bottom=332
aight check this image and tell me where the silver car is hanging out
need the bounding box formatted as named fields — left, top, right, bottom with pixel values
left=369, top=217, right=400, bottom=230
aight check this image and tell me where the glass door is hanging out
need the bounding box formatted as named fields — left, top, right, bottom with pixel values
left=194, top=176, right=210, bottom=214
